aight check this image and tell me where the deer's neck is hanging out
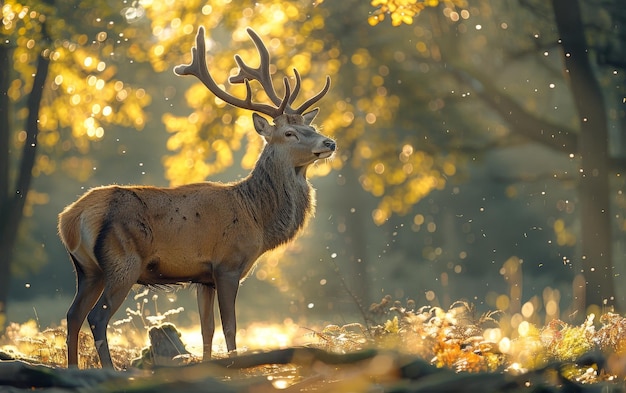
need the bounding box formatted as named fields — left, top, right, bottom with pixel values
left=239, top=148, right=314, bottom=251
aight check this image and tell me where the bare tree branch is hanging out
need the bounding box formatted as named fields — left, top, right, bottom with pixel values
left=448, top=66, right=580, bottom=153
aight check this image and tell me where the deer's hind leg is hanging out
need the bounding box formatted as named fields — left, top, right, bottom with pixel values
left=86, top=253, right=140, bottom=368
left=88, top=223, right=143, bottom=368
left=66, top=253, right=105, bottom=368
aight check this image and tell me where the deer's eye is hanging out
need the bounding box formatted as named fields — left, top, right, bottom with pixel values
left=285, top=130, right=296, bottom=138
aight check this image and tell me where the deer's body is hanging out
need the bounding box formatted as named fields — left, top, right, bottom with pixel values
left=59, top=26, right=334, bottom=369
left=61, top=148, right=313, bottom=288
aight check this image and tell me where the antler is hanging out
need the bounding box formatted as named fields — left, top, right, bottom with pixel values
left=174, top=26, right=331, bottom=118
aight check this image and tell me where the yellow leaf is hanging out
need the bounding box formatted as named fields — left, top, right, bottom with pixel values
left=384, top=316, right=399, bottom=333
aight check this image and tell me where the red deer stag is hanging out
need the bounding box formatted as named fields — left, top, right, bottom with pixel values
left=59, top=26, right=335, bottom=368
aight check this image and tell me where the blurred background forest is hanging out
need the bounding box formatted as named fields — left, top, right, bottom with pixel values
left=1, top=0, right=625, bottom=338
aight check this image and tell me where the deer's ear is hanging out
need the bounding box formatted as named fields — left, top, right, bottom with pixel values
left=253, top=113, right=272, bottom=138
left=302, top=108, right=319, bottom=125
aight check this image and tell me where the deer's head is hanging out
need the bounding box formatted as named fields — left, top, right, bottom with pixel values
left=252, top=111, right=335, bottom=169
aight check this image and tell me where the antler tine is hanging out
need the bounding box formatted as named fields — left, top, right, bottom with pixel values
left=286, top=68, right=302, bottom=108
left=229, top=28, right=283, bottom=107
left=292, top=75, right=331, bottom=115
left=174, top=26, right=281, bottom=118
left=277, top=77, right=292, bottom=115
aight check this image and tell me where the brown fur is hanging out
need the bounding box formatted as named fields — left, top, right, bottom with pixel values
left=59, top=112, right=335, bottom=368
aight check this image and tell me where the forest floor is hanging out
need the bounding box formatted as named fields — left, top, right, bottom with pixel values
left=2, top=299, right=626, bottom=392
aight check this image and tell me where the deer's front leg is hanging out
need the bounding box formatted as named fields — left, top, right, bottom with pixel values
left=216, top=269, right=241, bottom=355
left=197, top=283, right=216, bottom=360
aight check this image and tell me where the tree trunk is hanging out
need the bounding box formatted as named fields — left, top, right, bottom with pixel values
left=0, top=50, right=50, bottom=328
left=552, top=0, right=614, bottom=311
left=0, top=43, right=13, bottom=328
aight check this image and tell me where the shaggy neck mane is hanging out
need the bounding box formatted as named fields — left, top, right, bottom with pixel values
left=237, top=145, right=315, bottom=251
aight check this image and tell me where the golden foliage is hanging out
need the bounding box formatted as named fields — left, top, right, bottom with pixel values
left=2, top=0, right=151, bottom=173
left=543, top=316, right=595, bottom=362
left=369, top=0, right=468, bottom=27
left=356, top=296, right=626, bottom=382
left=359, top=145, right=456, bottom=225
left=597, top=313, right=626, bottom=354
left=1, top=320, right=68, bottom=365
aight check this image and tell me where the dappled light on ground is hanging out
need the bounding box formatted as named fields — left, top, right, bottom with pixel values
left=3, top=297, right=626, bottom=391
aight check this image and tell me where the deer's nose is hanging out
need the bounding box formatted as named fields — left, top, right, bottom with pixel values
left=324, top=139, right=336, bottom=151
